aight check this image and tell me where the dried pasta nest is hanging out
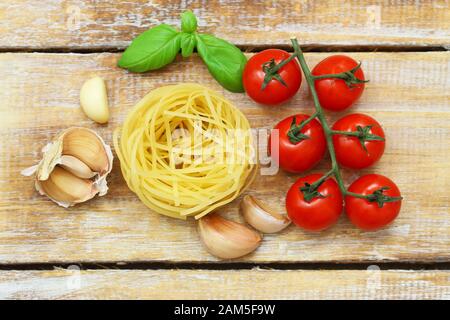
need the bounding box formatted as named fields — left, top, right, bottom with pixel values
left=114, top=84, right=256, bottom=219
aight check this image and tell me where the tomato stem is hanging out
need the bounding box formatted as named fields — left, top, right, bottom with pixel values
left=261, top=53, right=298, bottom=90
left=332, top=127, right=385, bottom=152
left=331, top=127, right=384, bottom=141
left=331, top=130, right=358, bottom=136
left=299, top=169, right=334, bottom=203
left=345, top=189, right=402, bottom=208
left=311, top=61, right=369, bottom=88
left=311, top=169, right=335, bottom=189
left=289, top=38, right=366, bottom=201
left=299, top=169, right=332, bottom=202
left=269, top=52, right=298, bottom=73
left=290, top=38, right=345, bottom=188
left=300, top=183, right=325, bottom=203
left=344, top=191, right=367, bottom=198
left=261, top=59, right=288, bottom=90
left=287, top=116, right=309, bottom=143
left=286, top=112, right=318, bottom=144
left=366, top=187, right=403, bottom=208
left=298, top=112, right=319, bottom=130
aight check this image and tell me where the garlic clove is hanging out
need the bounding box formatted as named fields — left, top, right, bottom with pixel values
left=38, top=166, right=98, bottom=206
left=59, top=155, right=96, bottom=179
left=198, top=214, right=262, bottom=259
left=80, top=76, right=109, bottom=124
left=61, top=127, right=110, bottom=174
left=241, top=195, right=291, bottom=233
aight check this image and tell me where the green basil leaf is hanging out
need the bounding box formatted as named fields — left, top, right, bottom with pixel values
left=181, top=10, right=197, bottom=33
left=180, top=33, right=196, bottom=58
left=195, top=33, right=247, bottom=93
left=118, top=24, right=181, bottom=72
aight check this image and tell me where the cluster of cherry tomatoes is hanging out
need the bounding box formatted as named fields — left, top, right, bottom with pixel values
left=243, top=49, right=402, bottom=232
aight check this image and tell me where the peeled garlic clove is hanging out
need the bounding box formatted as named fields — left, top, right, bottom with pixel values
left=241, top=195, right=291, bottom=233
left=61, top=127, right=110, bottom=175
left=37, top=166, right=98, bottom=206
left=80, top=76, right=109, bottom=124
left=59, top=155, right=96, bottom=179
left=198, top=214, right=262, bottom=259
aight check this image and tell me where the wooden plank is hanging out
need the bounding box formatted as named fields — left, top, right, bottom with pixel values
left=0, top=52, right=449, bottom=263
left=0, top=0, right=449, bottom=50
left=0, top=269, right=448, bottom=299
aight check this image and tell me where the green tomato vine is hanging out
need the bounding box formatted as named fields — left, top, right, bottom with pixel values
left=269, top=38, right=402, bottom=207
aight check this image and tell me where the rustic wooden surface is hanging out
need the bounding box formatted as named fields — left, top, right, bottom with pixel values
left=0, top=0, right=449, bottom=300
left=0, top=0, right=449, bottom=50
left=0, top=269, right=449, bottom=300
left=1, top=52, right=449, bottom=264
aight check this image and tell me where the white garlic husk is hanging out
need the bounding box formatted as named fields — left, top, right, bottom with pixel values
left=21, top=127, right=113, bottom=207
left=241, top=195, right=291, bottom=233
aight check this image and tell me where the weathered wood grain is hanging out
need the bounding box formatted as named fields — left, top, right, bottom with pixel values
left=0, top=52, right=449, bottom=263
left=0, top=269, right=448, bottom=299
left=0, top=0, right=449, bottom=50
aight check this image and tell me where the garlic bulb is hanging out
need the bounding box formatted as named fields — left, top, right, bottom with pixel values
left=241, top=195, right=291, bottom=233
left=21, top=127, right=113, bottom=207
left=198, top=214, right=262, bottom=259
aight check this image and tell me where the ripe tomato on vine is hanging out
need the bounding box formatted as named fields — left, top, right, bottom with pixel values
left=312, top=55, right=367, bottom=111
left=243, top=49, right=302, bottom=105
left=332, top=113, right=385, bottom=169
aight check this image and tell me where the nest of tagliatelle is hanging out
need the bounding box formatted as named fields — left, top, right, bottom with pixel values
left=114, top=84, right=257, bottom=219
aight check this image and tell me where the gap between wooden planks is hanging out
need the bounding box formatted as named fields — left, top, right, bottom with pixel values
left=0, top=51, right=449, bottom=264
left=0, top=269, right=449, bottom=299
left=0, top=0, right=449, bottom=50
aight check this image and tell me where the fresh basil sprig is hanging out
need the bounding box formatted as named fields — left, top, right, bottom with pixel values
left=118, top=11, right=246, bottom=93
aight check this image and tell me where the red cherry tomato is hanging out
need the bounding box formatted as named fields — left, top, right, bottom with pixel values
left=332, top=113, right=385, bottom=169
left=286, top=174, right=343, bottom=231
left=269, top=114, right=326, bottom=173
left=312, top=55, right=365, bottom=111
left=243, top=49, right=302, bottom=105
left=345, top=174, right=402, bottom=231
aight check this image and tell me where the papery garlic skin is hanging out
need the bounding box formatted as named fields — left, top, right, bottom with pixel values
left=241, top=195, right=291, bottom=233
left=80, top=76, right=109, bottom=124
left=198, top=214, right=262, bottom=259
left=21, top=127, right=113, bottom=207
left=36, top=139, right=63, bottom=181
